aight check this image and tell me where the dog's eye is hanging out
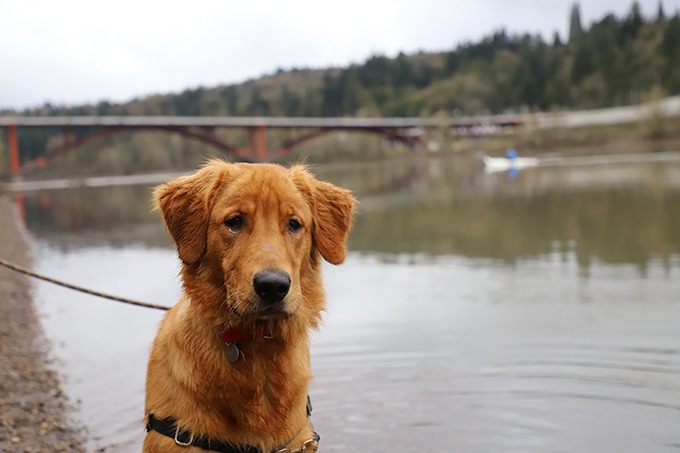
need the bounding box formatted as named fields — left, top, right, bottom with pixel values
left=225, top=215, right=245, bottom=232
left=287, top=218, right=302, bottom=233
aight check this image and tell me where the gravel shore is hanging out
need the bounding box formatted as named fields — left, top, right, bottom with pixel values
left=0, top=196, right=86, bottom=452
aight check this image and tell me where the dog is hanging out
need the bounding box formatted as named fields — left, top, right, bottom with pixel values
left=144, top=160, right=355, bottom=453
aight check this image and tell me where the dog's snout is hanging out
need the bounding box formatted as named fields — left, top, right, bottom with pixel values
left=253, top=270, right=291, bottom=304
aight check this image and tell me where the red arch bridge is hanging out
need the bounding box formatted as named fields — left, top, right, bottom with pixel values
left=0, top=115, right=524, bottom=175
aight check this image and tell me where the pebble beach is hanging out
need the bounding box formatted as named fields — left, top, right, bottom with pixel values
left=0, top=196, right=86, bottom=452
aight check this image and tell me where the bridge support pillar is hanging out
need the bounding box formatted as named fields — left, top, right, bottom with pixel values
left=8, top=124, right=21, bottom=175
left=248, top=126, right=267, bottom=162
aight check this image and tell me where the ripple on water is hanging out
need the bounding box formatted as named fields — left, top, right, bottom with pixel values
left=311, top=338, right=680, bottom=452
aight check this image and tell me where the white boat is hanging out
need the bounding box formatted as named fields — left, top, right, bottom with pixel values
left=479, top=150, right=540, bottom=173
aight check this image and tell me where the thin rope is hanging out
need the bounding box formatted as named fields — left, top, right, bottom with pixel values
left=0, top=257, right=169, bottom=311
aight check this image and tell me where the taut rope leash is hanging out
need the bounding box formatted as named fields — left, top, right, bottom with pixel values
left=0, top=256, right=169, bottom=311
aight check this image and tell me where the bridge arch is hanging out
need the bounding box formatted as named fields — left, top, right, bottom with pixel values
left=276, top=127, right=423, bottom=157
left=20, top=126, right=250, bottom=174
left=20, top=125, right=422, bottom=173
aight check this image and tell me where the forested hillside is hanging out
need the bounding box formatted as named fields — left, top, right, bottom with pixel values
left=14, top=2, right=680, bottom=119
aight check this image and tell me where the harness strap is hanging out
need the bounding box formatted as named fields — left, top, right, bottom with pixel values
left=147, top=413, right=258, bottom=453
left=146, top=396, right=318, bottom=453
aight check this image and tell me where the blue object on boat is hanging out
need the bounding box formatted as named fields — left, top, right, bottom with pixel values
left=506, top=148, right=518, bottom=160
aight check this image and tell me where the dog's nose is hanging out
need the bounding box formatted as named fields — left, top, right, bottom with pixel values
left=253, top=270, right=291, bottom=303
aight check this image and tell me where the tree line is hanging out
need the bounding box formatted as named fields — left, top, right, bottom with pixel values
left=316, top=1, right=680, bottom=116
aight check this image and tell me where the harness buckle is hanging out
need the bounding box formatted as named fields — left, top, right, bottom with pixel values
left=174, top=425, right=195, bottom=447
left=301, top=437, right=319, bottom=452
left=276, top=433, right=320, bottom=453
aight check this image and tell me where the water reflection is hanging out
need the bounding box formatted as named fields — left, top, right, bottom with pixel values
left=20, top=184, right=171, bottom=250
left=20, top=156, right=680, bottom=269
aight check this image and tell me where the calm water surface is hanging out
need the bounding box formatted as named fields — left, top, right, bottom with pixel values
left=14, top=154, right=680, bottom=452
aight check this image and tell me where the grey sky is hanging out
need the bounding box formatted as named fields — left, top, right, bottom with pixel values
left=1, top=0, right=677, bottom=110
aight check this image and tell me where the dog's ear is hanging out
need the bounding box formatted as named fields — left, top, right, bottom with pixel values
left=154, top=162, right=226, bottom=265
left=292, top=167, right=356, bottom=265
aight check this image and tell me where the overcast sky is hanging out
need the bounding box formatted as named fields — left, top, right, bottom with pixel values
left=1, top=0, right=678, bottom=110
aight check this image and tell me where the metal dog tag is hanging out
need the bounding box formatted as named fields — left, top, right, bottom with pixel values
left=226, top=343, right=240, bottom=363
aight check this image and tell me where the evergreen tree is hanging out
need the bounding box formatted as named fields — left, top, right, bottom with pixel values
left=221, top=86, right=239, bottom=115
left=337, top=69, right=363, bottom=115
left=621, top=1, right=644, bottom=42
left=393, top=53, right=414, bottom=88
left=247, top=87, right=270, bottom=115
left=569, top=2, right=583, bottom=42
left=661, top=15, right=680, bottom=92
left=320, top=74, right=340, bottom=116
left=280, top=87, right=301, bottom=116
left=571, top=40, right=595, bottom=85
left=552, top=31, right=563, bottom=47
left=657, top=1, right=665, bottom=22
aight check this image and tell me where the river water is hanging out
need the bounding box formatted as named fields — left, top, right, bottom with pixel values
left=12, top=153, right=680, bottom=452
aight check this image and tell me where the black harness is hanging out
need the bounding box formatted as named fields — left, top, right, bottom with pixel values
left=146, top=396, right=319, bottom=453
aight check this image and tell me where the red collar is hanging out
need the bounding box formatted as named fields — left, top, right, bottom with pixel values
left=219, top=328, right=251, bottom=344
left=219, top=327, right=272, bottom=344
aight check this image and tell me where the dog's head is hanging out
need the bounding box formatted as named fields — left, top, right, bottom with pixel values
left=154, top=160, right=355, bottom=328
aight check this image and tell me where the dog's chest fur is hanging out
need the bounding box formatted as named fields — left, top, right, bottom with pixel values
left=146, top=297, right=312, bottom=442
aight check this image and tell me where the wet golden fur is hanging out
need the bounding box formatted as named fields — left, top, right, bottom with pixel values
left=144, top=161, right=355, bottom=452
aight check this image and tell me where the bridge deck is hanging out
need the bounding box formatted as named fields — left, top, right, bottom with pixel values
left=0, top=115, right=523, bottom=129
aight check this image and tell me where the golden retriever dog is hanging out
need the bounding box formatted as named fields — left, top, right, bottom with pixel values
left=144, top=160, right=355, bottom=453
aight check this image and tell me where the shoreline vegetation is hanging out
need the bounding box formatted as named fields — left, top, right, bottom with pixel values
left=0, top=198, right=86, bottom=452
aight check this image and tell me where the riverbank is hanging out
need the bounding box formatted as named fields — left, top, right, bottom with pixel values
left=0, top=196, right=86, bottom=452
